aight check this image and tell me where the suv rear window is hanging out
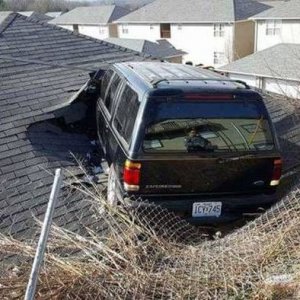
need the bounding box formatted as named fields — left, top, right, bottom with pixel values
left=143, top=100, right=274, bottom=153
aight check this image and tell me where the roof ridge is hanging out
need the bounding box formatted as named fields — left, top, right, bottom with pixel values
left=1, top=13, right=150, bottom=59
left=0, top=12, right=18, bottom=35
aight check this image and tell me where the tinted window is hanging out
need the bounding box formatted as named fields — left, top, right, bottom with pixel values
left=100, top=69, right=114, bottom=101
left=105, top=74, right=122, bottom=113
left=114, top=85, right=139, bottom=143
left=143, top=100, right=274, bottom=153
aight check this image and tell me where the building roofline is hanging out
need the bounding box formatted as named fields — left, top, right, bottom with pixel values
left=0, top=13, right=151, bottom=60
left=217, top=69, right=300, bottom=83
left=114, top=20, right=235, bottom=24
left=0, top=12, right=18, bottom=34
left=57, top=22, right=110, bottom=26
left=251, top=17, right=300, bottom=20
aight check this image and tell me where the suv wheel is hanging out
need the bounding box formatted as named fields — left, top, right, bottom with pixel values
left=107, top=165, right=118, bottom=206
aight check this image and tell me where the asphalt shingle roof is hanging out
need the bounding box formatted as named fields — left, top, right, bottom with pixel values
left=49, top=5, right=130, bottom=25
left=251, top=0, right=300, bottom=19
left=105, top=38, right=186, bottom=59
left=115, top=0, right=272, bottom=23
left=0, top=13, right=147, bottom=238
left=1, top=11, right=53, bottom=24
left=218, top=43, right=300, bottom=81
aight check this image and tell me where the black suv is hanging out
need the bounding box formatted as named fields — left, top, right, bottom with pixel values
left=96, top=62, right=282, bottom=223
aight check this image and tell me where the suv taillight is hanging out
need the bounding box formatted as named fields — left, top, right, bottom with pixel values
left=270, top=158, right=282, bottom=186
left=123, top=160, right=141, bottom=191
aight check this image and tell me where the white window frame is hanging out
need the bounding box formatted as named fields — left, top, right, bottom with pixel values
left=121, top=24, right=129, bottom=34
left=214, top=23, right=225, bottom=37
left=265, top=20, right=281, bottom=36
left=99, top=25, right=106, bottom=35
left=213, top=51, right=225, bottom=65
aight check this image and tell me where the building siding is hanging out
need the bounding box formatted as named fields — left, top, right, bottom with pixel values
left=256, top=19, right=300, bottom=51
left=228, top=73, right=300, bottom=99
left=59, top=25, right=73, bottom=31
left=118, top=23, right=161, bottom=41
left=58, top=24, right=112, bottom=39
left=234, top=21, right=255, bottom=60
left=118, top=23, right=235, bottom=67
left=78, top=25, right=110, bottom=39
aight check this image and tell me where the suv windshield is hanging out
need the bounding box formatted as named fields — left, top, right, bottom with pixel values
left=143, top=100, right=275, bottom=153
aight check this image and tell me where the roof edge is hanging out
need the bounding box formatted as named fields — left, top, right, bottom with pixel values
left=217, top=68, right=300, bottom=83
left=0, top=12, right=18, bottom=35
left=1, top=13, right=151, bottom=60
left=114, top=20, right=235, bottom=24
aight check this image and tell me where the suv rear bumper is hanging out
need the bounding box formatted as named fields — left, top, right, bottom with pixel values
left=123, top=193, right=278, bottom=223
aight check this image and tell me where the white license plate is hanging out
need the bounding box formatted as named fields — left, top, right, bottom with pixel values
left=192, top=202, right=222, bottom=217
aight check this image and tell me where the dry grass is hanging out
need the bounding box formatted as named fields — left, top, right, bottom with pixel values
left=0, top=178, right=300, bottom=299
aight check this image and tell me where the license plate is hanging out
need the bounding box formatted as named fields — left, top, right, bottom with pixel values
left=192, top=202, right=222, bottom=217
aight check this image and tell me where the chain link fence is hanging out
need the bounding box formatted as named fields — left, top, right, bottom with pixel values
left=1, top=91, right=300, bottom=299
left=0, top=171, right=300, bottom=299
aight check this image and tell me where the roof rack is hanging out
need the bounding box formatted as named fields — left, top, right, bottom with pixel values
left=150, top=78, right=250, bottom=89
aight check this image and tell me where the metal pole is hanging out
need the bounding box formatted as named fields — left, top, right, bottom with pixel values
left=24, top=169, right=63, bottom=300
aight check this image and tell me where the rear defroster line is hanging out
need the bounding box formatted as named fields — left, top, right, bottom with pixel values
left=231, top=122, right=250, bottom=150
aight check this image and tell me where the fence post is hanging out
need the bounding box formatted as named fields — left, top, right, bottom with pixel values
left=24, top=168, right=63, bottom=300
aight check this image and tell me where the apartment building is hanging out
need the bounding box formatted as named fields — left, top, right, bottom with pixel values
left=49, top=5, right=130, bottom=40
left=115, top=0, right=272, bottom=67
left=251, top=0, right=300, bottom=51
left=218, top=43, right=300, bottom=98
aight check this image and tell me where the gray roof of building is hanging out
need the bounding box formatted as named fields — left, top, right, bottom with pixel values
left=0, top=13, right=147, bottom=238
left=18, top=11, right=34, bottom=17
left=105, top=38, right=186, bottom=59
left=218, top=43, right=300, bottom=81
left=1, top=11, right=53, bottom=23
left=116, top=0, right=272, bottom=23
left=49, top=5, right=130, bottom=25
left=251, top=0, right=300, bottom=19
left=27, top=12, right=53, bottom=21
left=46, top=12, right=63, bottom=18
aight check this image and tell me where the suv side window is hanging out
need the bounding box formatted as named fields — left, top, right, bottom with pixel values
left=113, top=85, right=139, bottom=143
left=100, top=69, right=114, bottom=102
left=105, top=73, right=122, bottom=113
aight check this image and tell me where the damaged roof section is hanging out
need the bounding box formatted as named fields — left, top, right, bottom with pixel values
left=0, top=13, right=149, bottom=238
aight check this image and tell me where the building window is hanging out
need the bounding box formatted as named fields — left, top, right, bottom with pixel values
left=99, top=26, right=106, bottom=35
left=160, top=23, right=171, bottom=38
left=73, top=24, right=79, bottom=33
left=214, top=24, right=225, bottom=37
left=213, top=52, right=225, bottom=65
left=113, top=85, right=139, bottom=143
left=121, top=24, right=129, bottom=34
left=178, top=24, right=182, bottom=30
left=266, top=20, right=281, bottom=35
left=150, top=24, right=154, bottom=30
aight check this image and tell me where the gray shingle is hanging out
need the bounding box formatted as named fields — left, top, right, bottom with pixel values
left=105, top=38, right=186, bottom=59
left=0, top=13, right=147, bottom=238
left=115, top=0, right=271, bottom=23
left=251, top=0, right=300, bottom=19
left=49, top=5, right=130, bottom=25
left=218, top=43, right=300, bottom=81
